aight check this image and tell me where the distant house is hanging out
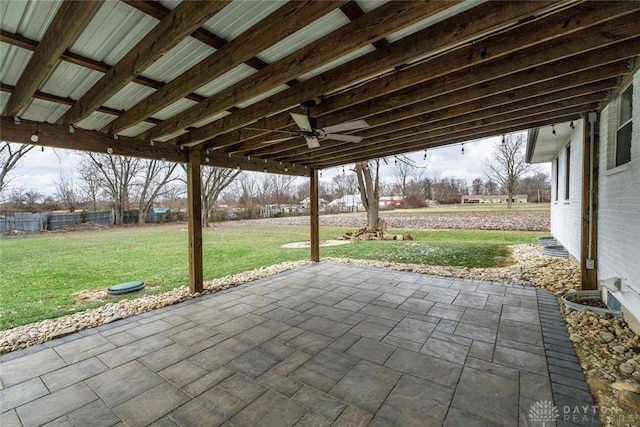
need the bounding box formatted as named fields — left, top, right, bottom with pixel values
left=379, top=196, right=404, bottom=208
left=327, top=194, right=362, bottom=212
left=299, top=197, right=327, bottom=210
left=525, top=69, right=639, bottom=334
left=461, top=194, right=528, bottom=204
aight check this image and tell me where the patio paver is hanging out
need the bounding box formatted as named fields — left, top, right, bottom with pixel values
left=0, top=262, right=599, bottom=426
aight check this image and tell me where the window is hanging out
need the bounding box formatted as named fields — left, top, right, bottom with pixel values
left=616, top=84, right=632, bottom=167
left=565, top=145, right=571, bottom=200
left=554, top=157, right=559, bottom=201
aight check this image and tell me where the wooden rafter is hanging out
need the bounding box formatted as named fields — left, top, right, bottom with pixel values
left=193, top=1, right=569, bottom=151
left=57, top=0, right=231, bottom=126
left=3, top=1, right=100, bottom=117
left=213, top=2, right=640, bottom=155
left=105, top=1, right=342, bottom=134
left=146, top=0, right=459, bottom=141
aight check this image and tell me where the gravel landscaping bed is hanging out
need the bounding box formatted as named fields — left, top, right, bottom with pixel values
left=1, top=243, right=637, bottom=424
left=232, top=209, right=550, bottom=231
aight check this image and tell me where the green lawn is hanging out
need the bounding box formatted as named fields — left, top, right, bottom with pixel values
left=0, top=223, right=542, bottom=329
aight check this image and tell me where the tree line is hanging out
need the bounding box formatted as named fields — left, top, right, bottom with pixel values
left=1, top=134, right=550, bottom=226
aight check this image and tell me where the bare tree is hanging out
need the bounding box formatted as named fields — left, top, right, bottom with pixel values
left=265, top=174, right=296, bottom=205
left=234, top=172, right=260, bottom=207
left=84, top=153, right=142, bottom=224
left=355, top=160, right=381, bottom=229
left=55, top=171, right=78, bottom=212
left=485, top=134, right=530, bottom=208
left=392, top=156, right=417, bottom=198
left=0, top=143, right=34, bottom=194
left=200, top=166, right=240, bottom=226
left=135, top=160, right=179, bottom=224
left=471, top=177, right=484, bottom=195
left=78, top=161, right=102, bottom=211
left=331, top=173, right=358, bottom=198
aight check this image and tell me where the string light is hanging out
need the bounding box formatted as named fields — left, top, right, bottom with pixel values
left=41, top=146, right=44, bottom=152
left=113, top=133, right=118, bottom=140
left=107, top=144, right=113, bottom=154
left=149, top=140, right=154, bottom=146
left=570, top=120, right=575, bottom=129
left=394, top=157, right=398, bottom=164
left=423, top=150, right=427, bottom=161
left=68, top=125, right=75, bottom=134
left=284, top=166, right=288, bottom=172
left=236, top=164, right=241, bottom=170
left=161, top=152, right=167, bottom=162
left=342, top=165, right=345, bottom=175
left=552, top=124, right=556, bottom=136
left=319, top=170, right=323, bottom=178
left=461, top=144, right=465, bottom=155
left=502, top=134, right=505, bottom=144
left=205, top=157, right=210, bottom=162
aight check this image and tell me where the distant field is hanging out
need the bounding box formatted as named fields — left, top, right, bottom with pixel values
left=0, top=221, right=543, bottom=329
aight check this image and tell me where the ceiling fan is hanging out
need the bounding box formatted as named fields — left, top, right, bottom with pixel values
left=244, top=99, right=369, bottom=149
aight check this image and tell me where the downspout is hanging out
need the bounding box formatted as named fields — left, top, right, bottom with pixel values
left=586, top=111, right=597, bottom=269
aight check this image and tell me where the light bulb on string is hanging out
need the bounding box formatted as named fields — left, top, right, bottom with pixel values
left=423, top=150, right=427, bottom=161
left=570, top=120, right=575, bottom=129
left=552, top=124, right=556, bottom=136
left=461, top=144, right=465, bottom=155
left=30, top=125, right=39, bottom=143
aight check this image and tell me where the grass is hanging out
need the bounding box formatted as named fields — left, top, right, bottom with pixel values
left=0, top=223, right=542, bottom=329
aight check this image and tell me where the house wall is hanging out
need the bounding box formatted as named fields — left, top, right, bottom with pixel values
left=550, top=119, right=584, bottom=261
left=597, top=70, right=640, bottom=329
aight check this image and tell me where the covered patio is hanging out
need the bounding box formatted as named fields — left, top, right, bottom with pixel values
left=1, top=263, right=597, bottom=426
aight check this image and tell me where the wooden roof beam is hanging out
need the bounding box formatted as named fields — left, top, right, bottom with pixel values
left=3, top=1, right=100, bottom=117
left=309, top=104, right=598, bottom=167
left=228, top=34, right=640, bottom=155
left=297, top=90, right=608, bottom=164
left=147, top=0, right=462, bottom=141
left=0, top=29, right=205, bottom=103
left=218, top=2, right=640, bottom=154
left=105, top=1, right=342, bottom=134
left=58, top=0, right=231, bottom=126
left=200, top=0, right=609, bottom=151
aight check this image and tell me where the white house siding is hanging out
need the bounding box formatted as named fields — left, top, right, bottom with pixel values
left=550, top=119, right=584, bottom=261
left=597, top=70, right=640, bottom=326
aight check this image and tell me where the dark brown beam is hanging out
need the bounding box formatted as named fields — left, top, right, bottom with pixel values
left=176, top=1, right=574, bottom=147
left=339, top=2, right=388, bottom=49
left=187, top=148, right=203, bottom=293
left=106, top=1, right=341, bottom=134
left=215, top=3, right=640, bottom=153
left=3, top=1, right=99, bottom=117
left=312, top=104, right=598, bottom=167
left=0, top=116, right=186, bottom=162
left=0, top=29, right=205, bottom=103
left=231, top=40, right=637, bottom=156
left=302, top=95, right=604, bottom=165
left=148, top=0, right=461, bottom=141
left=58, top=1, right=231, bottom=125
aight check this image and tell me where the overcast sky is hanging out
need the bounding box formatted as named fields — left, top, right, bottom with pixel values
left=3, top=132, right=550, bottom=198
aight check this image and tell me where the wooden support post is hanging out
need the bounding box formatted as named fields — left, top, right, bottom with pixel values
left=580, top=112, right=599, bottom=290
left=187, top=149, right=203, bottom=293
left=310, top=168, right=320, bottom=262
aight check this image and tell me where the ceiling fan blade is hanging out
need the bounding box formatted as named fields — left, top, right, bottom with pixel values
left=322, top=119, right=369, bottom=133
left=324, top=134, right=364, bottom=143
left=305, top=137, right=320, bottom=149
left=290, top=112, right=312, bottom=131
left=244, top=127, right=296, bottom=135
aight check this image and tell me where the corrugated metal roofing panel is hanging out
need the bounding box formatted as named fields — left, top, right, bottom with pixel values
left=102, top=82, right=155, bottom=111
left=69, top=1, right=157, bottom=65
left=190, top=111, right=231, bottom=129
left=0, top=0, right=62, bottom=41
left=355, top=0, right=389, bottom=13
left=386, top=1, right=484, bottom=43
left=75, top=111, right=115, bottom=131
left=142, top=37, right=216, bottom=83
left=235, top=84, right=289, bottom=109
left=255, top=9, right=349, bottom=64
left=297, top=45, right=375, bottom=81
left=155, top=129, right=188, bottom=143
left=18, top=98, right=69, bottom=123
left=202, top=1, right=286, bottom=41
left=39, top=62, right=103, bottom=100
left=153, top=98, right=198, bottom=121
left=118, top=121, right=155, bottom=138
left=195, top=63, right=257, bottom=98
left=0, top=91, right=11, bottom=114
left=0, top=44, right=30, bottom=86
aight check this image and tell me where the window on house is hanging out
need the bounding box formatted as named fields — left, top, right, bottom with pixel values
left=565, top=145, right=571, bottom=200
left=616, top=84, right=633, bottom=167
left=554, top=157, right=559, bottom=201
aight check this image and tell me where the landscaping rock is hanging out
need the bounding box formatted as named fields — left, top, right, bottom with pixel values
left=617, top=390, right=640, bottom=412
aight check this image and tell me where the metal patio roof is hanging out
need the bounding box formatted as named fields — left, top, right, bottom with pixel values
left=1, top=0, right=639, bottom=176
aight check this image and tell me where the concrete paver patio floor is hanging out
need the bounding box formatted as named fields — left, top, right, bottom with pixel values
left=0, top=262, right=598, bottom=426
